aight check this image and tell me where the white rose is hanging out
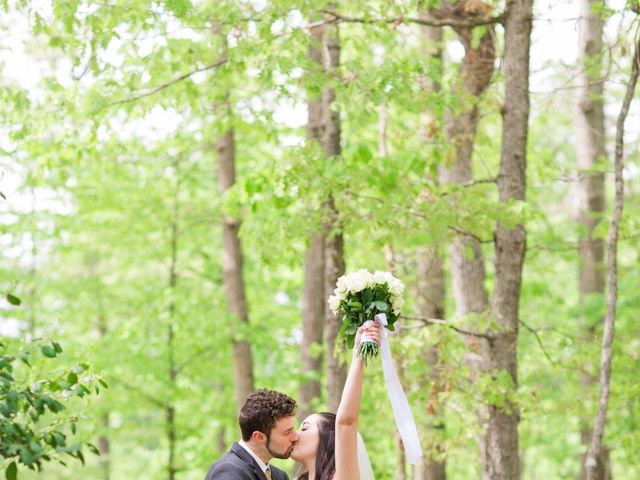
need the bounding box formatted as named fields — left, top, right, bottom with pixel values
left=328, top=295, right=342, bottom=313
left=391, top=295, right=404, bottom=314
left=372, top=270, right=387, bottom=285
left=388, top=278, right=405, bottom=297
left=348, top=269, right=372, bottom=292
left=335, top=276, right=348, bottom=295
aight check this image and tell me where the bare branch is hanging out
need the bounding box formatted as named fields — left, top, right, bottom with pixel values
left=103, top=58, right=227, bottom=110
left=317, top=9, right=503, bottom=29
left=112, top=378, right=167, bottom=408
left=403, top=315, right=495, bottom=340
left=519, top=320, right=554, bottom=364
left=448, top=225, right=493, bottom=244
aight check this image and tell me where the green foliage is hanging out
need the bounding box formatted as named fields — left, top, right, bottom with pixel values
left=0, top=340, right=103, bottom=478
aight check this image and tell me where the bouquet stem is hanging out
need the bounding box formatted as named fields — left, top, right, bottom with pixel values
left=357, top=340, right=379, bottom=365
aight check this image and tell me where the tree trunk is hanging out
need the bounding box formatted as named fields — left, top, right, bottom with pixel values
left=488, top=1, right=533, bottom=478
left=416, top=16, right=446, bottom=480
left=585, top=31, right=639, bottom=480
left=217, top=125, right=255, bottom=413
left=98, top=414, right=110, bottom=480
left=167, top=159, right=179, bottom=480
left=299, top=20, right=326, bottom=421
left=575, top=1, right=609, bottom=477
left=29, top=187, right=37, bottom=337
left=432, top=3, right=495, bottom=477
left=322, top=5, right=347, bottom=413
left=415, top=248, right=447, bottom=480
left=87, top=253, right=110, bottom=480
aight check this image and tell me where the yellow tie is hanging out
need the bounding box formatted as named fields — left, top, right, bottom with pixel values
left=265, top=467, right=272, bottom=480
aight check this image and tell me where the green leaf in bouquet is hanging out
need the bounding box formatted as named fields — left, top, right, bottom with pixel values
left=346, top=334, right=355, bottom=349
left=362, top=288, right=374, bottom=304
left=339, top=319, right=350, bottom=337
left=373, top=301, right=388, bottom=312
left=347, top=300, right=362, bottom=310
left=345, top=323, right=358, bottom=335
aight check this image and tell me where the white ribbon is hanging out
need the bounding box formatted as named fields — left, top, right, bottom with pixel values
left=361, top=314, right=423, bottom=465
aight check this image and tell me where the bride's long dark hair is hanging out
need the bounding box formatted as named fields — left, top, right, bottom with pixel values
left=297, top=412, right=336, bottom=480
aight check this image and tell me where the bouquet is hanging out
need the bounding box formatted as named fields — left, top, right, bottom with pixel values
left=328, top=269, right=405, bottom=363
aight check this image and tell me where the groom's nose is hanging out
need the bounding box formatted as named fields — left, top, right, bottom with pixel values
left=291, top=431, right=299, bottom=442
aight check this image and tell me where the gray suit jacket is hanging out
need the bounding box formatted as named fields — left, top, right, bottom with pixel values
left=205, top=443, right=289, bottom=480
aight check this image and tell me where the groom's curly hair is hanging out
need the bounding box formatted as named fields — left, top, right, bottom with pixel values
left=239, top=389, right=297, bottom=441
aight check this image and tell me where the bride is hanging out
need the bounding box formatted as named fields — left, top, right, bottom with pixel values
left=290, top=322, right=381, bottom=480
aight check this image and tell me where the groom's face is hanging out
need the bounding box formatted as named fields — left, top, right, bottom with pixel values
left=264, top=415, right=298, bottom=459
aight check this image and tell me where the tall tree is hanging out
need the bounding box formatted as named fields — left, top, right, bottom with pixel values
left=415, top=249, right=446, bottom=480
left=575, top=1, right=610, bottom=477
left=165, top=157, right=180, bottom=480
left=217, top=97, right=255, bottom=412
left=488, top=0, right=533, bottom=477
left=417, top=12, right=447, bottom=480
left=299, top=18, right=326, bottom=421
left=431, top=2, right=495, bottom=477
left=322, top=4, right=347, bottom=413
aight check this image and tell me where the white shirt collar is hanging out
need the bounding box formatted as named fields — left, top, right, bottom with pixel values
left=238, top=439, right=269, bottom=474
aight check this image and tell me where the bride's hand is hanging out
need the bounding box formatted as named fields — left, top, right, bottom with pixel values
left=354, top=322, right=382, bottom=352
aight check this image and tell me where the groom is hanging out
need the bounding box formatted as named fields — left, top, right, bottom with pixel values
left=205, top=389, right=299, bottom=480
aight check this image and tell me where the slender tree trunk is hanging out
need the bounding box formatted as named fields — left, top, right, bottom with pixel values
left=29, top=187, right=37, bottom=337
left=431, top=3, right=495, bottom=477
left=575, top=1, right=609, bottom=477
left=217, top=125, right=255, bottom=413
left=299, top=20, right=326, bottom=421
left=585, top=30, right=639, bottom=480
left=89, top=255, right=110, bottom=480
left=98, top=316, right=110, bottom=480
left=415, top=248, right=447, bottom=480
left=378, top=94, right=407, bottom=480
left=213, top=27, right=254, bottom=414
left=487, top=1, right=533, bottom=478
left=417, top=15, right=447, bottom=480
left=323, top=4, right=347, bottom=413
left=217, top=426, right=227, bottom=455
left=166, top=159, right=180, bottom=480
left=98, top=414, right=110, bottom=480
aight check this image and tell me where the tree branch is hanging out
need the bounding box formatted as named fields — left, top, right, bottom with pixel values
left=448, top=225, right=493, bottom=244
left=519, top=320, right=554, bottom=363
left=403, top=315, right=495, bottom=340
left=317, top=9, right=503, bottom=29
left=113, top=379, right=167, bottom=408
left=103, top=58, right=227, bottom=110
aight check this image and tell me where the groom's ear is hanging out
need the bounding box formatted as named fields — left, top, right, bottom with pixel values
left=251, top=431, right=267, bottom=444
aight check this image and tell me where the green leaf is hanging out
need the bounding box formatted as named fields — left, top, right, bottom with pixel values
left=5, top=462, right=17, bottom=480
left=86, top=443, right=100, bottom=455
left=166, top=0, right=191, bottom=17
left=6, top=294, right=21, bottom=306
left=373, top=301, right=388, bottom=312
left=52, top=342, right=63, bottom=353
left=67, top=372, right=78, bottom=385
left=41, top=346, right=57, bottom=358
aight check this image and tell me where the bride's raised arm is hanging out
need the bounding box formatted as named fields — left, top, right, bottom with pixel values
left=334, top=323, right=381, bottom=480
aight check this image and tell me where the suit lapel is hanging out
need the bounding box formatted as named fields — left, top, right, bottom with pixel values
left=230, top=443, right=268, bottom=480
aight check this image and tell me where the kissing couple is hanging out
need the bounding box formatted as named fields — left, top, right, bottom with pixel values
left=205, top=322, right=381, bottom=480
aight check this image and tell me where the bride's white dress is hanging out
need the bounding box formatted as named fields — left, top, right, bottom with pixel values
left=357, top=432, right=375, bottom=480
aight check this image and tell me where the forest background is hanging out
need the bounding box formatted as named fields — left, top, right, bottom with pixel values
left=1, top=0, right=639, bottom=479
